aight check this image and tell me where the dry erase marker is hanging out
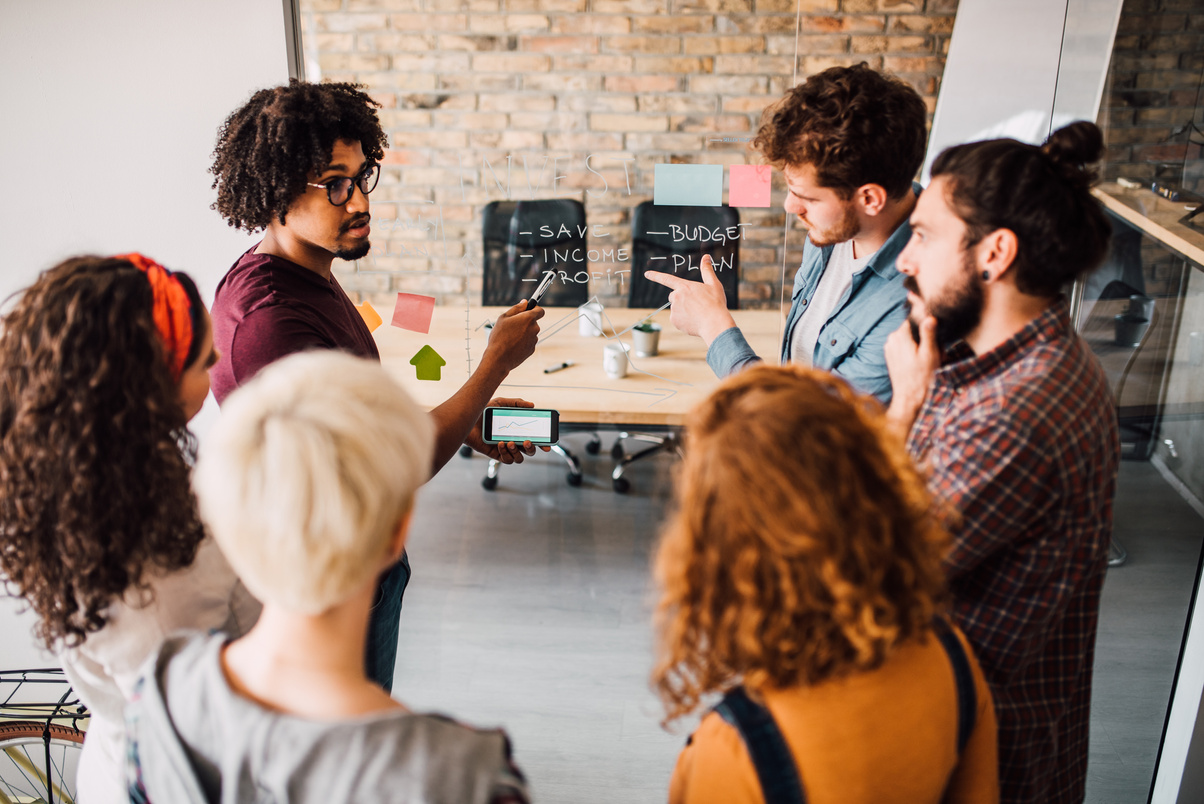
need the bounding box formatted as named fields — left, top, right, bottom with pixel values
left=525, top=272, right=555, bottom=311
left=544, top=360, right=574, bottom=374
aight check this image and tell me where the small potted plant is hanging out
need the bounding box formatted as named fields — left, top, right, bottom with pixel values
left=632, top=320, right=661, bottom=357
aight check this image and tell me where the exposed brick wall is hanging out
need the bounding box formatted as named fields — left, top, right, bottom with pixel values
left=300, top=0, right=959, bottom=310
left=1100, top=0, right=1204, bottom=190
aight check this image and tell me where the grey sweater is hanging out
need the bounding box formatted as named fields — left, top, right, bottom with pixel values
left=125, top=632, right=528, bottom=804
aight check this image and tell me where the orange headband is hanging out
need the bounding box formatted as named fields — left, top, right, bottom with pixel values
left=116, top=253, right=193, bottom=382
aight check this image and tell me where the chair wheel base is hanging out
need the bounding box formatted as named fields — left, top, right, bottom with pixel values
left=459, top=445, right=473, bottom=459
left=612, top=477, right=630, bottom=494
left=610, top=442, right=624, bottom=459
left=585, top=439, right=601, bottom=455
left=567, top=472, right=583, bottom=487
left=482, top=475, right=498, bottom=491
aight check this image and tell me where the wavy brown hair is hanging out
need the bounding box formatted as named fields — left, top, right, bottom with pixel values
left=752, top=62, right=927, bottom=200
left=652, top=366, right=949, bottom=723
left=0, top=257, right=206, bottom=649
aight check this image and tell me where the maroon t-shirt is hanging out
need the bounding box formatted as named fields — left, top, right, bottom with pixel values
left=210, top=246, right=379, bottom=405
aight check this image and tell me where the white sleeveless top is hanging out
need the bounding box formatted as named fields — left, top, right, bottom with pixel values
left=58, top=537, right=260, bottom=804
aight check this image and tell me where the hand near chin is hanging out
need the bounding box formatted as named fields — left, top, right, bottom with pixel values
left=884, top=315, right=940, bottom=436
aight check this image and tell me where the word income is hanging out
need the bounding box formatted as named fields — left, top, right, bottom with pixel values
left=516, top=220, right=749, bottom=288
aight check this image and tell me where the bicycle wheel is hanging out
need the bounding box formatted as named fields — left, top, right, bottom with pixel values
left=0, top=721, right=85, bottom=804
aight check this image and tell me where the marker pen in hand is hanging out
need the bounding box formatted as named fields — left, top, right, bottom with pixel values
left=525, top=272, right=555, bottom=311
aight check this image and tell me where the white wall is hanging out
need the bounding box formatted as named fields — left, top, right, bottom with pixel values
left=924, top=0, right=1125, bottom=179
left=924, top=0, right=1068, bottom=180
left=0, top=0, right=287, bottom=668
left=1051, top=0, right=1126, bottom=130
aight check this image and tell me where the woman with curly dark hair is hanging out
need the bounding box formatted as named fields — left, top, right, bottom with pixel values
left=652, top=365, right=998, bottom=803
left=0, top=254, right=259, bottom=804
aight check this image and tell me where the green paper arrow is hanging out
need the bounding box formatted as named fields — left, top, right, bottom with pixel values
left=409, top=344, right=446, bottom=381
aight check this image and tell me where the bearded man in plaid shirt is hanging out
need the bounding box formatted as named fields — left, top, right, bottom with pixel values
left=883, top=121, right=1120, bottom=804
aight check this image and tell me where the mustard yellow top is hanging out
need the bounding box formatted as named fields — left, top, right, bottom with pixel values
left=670, top=625, right=998, bottom=804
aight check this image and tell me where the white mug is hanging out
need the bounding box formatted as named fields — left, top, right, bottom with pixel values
left=603, top=342, right=629, bottom=379
left=579, top=301, right=604, bottom=337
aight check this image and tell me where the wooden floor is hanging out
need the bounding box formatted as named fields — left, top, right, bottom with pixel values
left=398, top=440, right=1204, bottom=803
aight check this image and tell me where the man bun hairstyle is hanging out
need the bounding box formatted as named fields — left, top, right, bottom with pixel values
left=930, top=121, right=1112, bottom=297
left=753, top=63, right=928, bottom=200
left=1041, top=121, right=1106, bottom=191
left=209, top=80, right=388, bottom=233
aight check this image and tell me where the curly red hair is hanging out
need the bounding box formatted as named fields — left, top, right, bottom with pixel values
left=652, top=366, right=949, bottom=723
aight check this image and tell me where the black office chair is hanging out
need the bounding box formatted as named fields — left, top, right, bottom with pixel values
left=606, top=202, right=742, bottom=493
left=471, top=199, right=599, bottom=489
left=628, top=201, right=740, bottom=309
left=481, top=200, right=590, bottom=308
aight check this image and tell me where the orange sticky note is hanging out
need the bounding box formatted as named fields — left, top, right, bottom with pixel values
left=729, top=164, right=772, bottom=208
left=356, top=301, right=383, bottom=333
left=391, top=293, right=436, bottom=334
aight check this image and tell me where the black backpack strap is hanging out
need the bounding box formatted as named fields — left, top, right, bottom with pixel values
left=932, top=617, right=977, bottom=756
left=714, top=686, right=806, bottom=804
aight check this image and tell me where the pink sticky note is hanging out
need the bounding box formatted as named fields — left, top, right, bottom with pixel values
left=391, top=293, right=436, bottom=334
left=729, top=164, right=772, bottom=208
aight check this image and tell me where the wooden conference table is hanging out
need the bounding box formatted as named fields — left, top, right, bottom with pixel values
left=375, top=306, right=782, bottom=427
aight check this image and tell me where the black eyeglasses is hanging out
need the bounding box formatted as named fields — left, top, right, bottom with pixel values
left=306, top=163, right=381, bottom=206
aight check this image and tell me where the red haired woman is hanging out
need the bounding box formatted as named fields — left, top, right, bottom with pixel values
left=0, top=255, right=259, bottom=804
left=653, top=366, right=998, bottom=803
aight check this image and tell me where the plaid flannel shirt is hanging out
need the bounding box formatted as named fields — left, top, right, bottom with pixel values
left=907, top=298, right=1119, bottom=804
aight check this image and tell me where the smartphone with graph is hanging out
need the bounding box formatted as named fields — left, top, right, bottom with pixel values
left=482, top=407, right=560, bottom=445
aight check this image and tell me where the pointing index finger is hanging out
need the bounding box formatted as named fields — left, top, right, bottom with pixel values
left=644, top=271, right=690, bottom=290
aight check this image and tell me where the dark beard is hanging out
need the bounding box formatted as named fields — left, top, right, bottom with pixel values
left=904, top=253, right=984, bottom=348
left=335, top=240, right=371, bottom=261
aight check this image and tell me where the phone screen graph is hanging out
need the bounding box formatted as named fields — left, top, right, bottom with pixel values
left=490, top=409, right=554, bottom=442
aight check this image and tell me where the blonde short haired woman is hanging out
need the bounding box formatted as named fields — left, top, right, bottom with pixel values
left=126, top=351, right=529, bottom=804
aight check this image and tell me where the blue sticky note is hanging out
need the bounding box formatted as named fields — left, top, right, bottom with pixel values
left=653, top=164, right=724, bottom=207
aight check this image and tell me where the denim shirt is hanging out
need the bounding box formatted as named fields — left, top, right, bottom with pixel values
left=706, top=186, right=917, bottom=404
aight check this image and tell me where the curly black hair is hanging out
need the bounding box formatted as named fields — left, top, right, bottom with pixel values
left=0, top=257, right=206, bottom=649
left=210, top=80, right=388, bottom=232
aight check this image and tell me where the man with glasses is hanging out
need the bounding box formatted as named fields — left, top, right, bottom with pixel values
left=207, top=81, right=545, bottom=693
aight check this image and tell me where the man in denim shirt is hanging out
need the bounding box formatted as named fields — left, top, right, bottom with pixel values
left=648, top=63, right=926, bottom=404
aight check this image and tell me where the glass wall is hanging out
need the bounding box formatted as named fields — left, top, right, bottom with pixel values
left=289, top=3, right=958, bottom=801
left=290, top=0, right=1204, bottom=798
left=295, top=0, right=955, bottom=457
left=1078, top=1, right=1204, bottom=798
